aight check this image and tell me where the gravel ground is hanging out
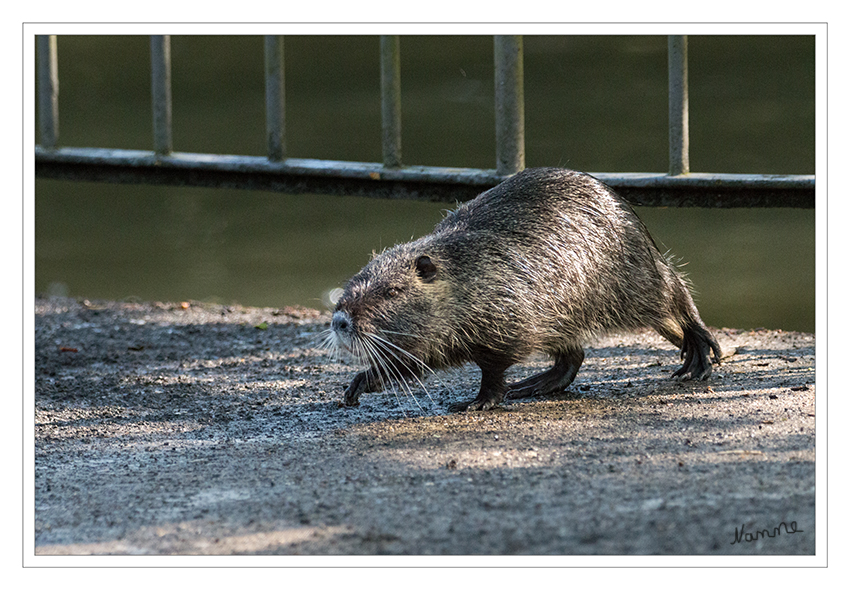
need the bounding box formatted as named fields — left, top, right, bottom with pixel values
left=32, top=296, right=817, bottom=558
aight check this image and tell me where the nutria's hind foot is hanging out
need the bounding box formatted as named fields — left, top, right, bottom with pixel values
left=506, top=348, right=585, bottom=400
left=671, top=324, right=722, bottom=381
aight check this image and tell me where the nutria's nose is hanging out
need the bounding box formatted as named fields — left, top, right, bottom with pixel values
left=331, top=311, right=351, bottom=333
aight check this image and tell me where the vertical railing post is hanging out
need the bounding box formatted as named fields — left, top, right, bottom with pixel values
left=380, top=35, right=403, bottom=169
left=264, top=35, right=286, bottom=162
left=37, top=35, right=59, bottom=149
left=668, top=35, right=689, bottom=176
left=150, top=35, right=173, bottom=156
left=494, top=35, right=525, bottom=176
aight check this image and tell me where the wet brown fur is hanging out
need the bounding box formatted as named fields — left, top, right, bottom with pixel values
left=328, top=167, right=721, bottom=411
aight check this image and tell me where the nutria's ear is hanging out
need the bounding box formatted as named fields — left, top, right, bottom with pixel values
left=415, top=255, right=438, bottom=282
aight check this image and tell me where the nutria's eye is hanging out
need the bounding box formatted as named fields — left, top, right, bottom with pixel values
left=416, top=255, right=438, bottom=282
left=386, top=287, right=403, bottom=298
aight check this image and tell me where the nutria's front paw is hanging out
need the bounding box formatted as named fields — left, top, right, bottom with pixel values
left=342, top=389, right=361, bottom=407
left=342, top=371, right=370, bottom=406
left=447, top=400, right=471, bottom=413
left=466, top=398, right=500, bottom=411
left=448, top=396, right=501, bottom=412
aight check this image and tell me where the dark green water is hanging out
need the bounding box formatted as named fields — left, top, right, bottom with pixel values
left=35, top=35, right=815, bottom=331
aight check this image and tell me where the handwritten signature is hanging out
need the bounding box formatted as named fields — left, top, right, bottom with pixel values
left=731, top=521, right=804, bottom=545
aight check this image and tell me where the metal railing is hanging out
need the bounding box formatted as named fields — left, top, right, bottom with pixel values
left=35, top=34, right=814, bottom=207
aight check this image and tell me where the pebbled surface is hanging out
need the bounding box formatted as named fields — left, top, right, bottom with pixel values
left=32, top=297, right=817, bottom=557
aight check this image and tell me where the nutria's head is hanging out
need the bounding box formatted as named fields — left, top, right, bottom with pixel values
left=328, top=242, right=445, bottom=376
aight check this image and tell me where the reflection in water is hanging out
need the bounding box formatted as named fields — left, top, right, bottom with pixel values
left=35, top=35, right=815, bottom=331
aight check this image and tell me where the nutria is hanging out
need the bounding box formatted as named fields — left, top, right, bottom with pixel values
left=327, top=167, right=721, bottom=411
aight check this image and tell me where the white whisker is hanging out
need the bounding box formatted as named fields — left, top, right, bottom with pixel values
left=359, top=335, right=410, bottom=416
left=367, top=335, right=429, bottom=411
left=328, top=318, right=447, bottom=414
left=373, top=332, right=451, bottom=397
left=368, top=334, right=437, bottom=408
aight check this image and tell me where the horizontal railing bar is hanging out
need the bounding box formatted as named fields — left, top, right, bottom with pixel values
left=35, top=146, right=815, bottom=207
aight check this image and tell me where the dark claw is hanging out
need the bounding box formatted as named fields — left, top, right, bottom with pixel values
left=466, top=398, right=498, bottom=411
left=671, top=328, right=719, bottom=381
left=342, top=370, right=372, bottom=406
left=342, top=387, right=361, bottom=407
left=448, top=389, right=504, bottom=412
left=448, top=400, right=472, bottom=413
left=448, top=398, right=499, bottom=412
